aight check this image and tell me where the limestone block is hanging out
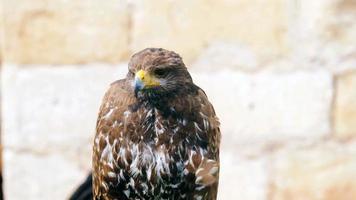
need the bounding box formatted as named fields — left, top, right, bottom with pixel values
left=286, top=0, right=356, bottom=73
left=4, top=150, right=87, bottom=200
left=192, top=69, right=333, bottom=147
left=270, top=141, right=356, bottom=200
left=192, top=42, right=259, bottom=72
left=334, top=71, right=356, bottom=139
left=2, top=0, right=130, bottom=64
left=218, top=152, right=268, bottom=200
left=2, top=64, right=127, bottom=169
left=131, top=0, right=289, bottom=64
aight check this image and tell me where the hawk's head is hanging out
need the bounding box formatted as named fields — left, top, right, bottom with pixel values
left=127, top=48, right=193, bottom=99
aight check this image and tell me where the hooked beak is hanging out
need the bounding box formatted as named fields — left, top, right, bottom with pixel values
left=134, top=76, right=144, bottom=97
left=134, top=70, right=160, bottom=97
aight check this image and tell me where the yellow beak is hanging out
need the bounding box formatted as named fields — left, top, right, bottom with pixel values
left=134, top=70, right=160, bottom=91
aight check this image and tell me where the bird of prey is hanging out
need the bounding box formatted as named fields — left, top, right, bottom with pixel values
left=92, top=48, right=221, bottom=200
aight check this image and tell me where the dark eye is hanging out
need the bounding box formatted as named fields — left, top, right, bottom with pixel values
left=154, top=68, right=167, bottom=77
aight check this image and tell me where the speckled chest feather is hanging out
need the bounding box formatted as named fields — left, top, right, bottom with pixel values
left=94, top=88, right=217, bottom=199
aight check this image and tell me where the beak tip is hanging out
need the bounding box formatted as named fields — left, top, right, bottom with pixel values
left=134, top=78, right=144, bottom=97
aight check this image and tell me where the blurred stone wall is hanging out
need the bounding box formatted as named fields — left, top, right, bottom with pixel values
left=1, top=0, right=356, bottom=199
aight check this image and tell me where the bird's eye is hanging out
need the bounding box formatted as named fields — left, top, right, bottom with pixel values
left=154, top=68, right=167, bottom=77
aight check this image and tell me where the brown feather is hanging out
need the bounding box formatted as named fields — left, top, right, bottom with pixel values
left=92, top=48, right=221, bottom=200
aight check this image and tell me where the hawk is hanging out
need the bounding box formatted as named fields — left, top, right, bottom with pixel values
left=92, top=48, right=221, bottom=200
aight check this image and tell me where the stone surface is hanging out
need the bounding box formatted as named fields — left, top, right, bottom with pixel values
left=2, top=0, right=130, bottom=64
left=4, top=149, right=88, bottom=200
left=283, top=0, right=356, bottom=73
left=2, top=64, right=127, bottom=199
left=192, top=42, right=259, bottom=72
left=2, top=64, right=127, bottom=170
left=192, top=69, right=333, bottom=147
left=334, top=71, right=356, bottom=139
left=270, top=141, right=356, bottom=200
left=218, top=152, right=268, bottom=200
left=0, top=1, right=4, bottom=60
left=131, top=0, right=288, bottom=64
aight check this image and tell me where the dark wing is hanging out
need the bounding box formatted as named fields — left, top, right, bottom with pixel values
left=92, top=79, right=136, bottom=199
left=192, top=88, right=221, bottom=199
left=173, top=87, right=221, bottom=200
left=197, top=88, right=221, bottom=158
left=69, top=173, right=92, bottom=200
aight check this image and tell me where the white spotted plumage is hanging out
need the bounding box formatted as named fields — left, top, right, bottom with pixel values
left=93, top=48, right=220, bottom=200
